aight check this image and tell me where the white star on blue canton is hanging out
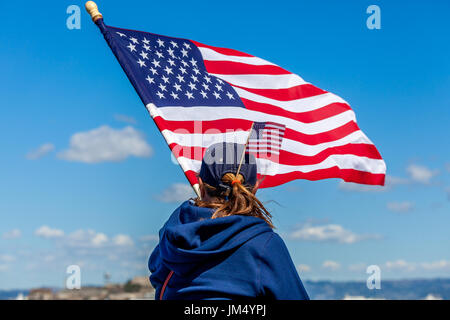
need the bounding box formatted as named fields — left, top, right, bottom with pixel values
left=139, top=51, right=149, bottom=60
left=188, top=82, right=197, bottom=91
left=157, top=38, right=165, bottom=47
left=151, top=59, right=161, bottom=68
left=179, top=67, right=187, bottom=74
left=176, top=74, right=185, bottom=82
left=226, top=92, right=235, bottom=99
left=156, top=91, right=165, bottom=99
left=149, top=67, right=158, bottom=75
left=173, top=83, right=182, bottom=91
left=164, top=66, right=173, bottom=75
left=127, top=43, right=136, bottom=52
left=181, top=48, right=188, bottom=57
left=137, top=59, right=146, bottom=67
left=158, top=83, right=167, bottom=92
left=185, top=91, right=194, bottom=99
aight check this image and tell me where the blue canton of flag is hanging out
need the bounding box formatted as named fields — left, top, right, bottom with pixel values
left=104, top=26, right=245, bottom=109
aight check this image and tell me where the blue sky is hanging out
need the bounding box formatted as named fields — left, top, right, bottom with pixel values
left=0, top=0, right=449, bottom=290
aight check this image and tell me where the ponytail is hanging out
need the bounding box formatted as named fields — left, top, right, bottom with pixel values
left=194, top=173, right=274, bottom=229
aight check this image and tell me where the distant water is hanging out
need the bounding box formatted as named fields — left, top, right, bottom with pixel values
left=304, top=279, right=450, bottom=300
left=1, top=278, right=450, bottom=300
left=0, top=290, right=29, bottom=300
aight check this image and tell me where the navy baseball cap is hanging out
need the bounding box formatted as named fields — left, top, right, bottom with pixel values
left=199, top=142, right=257, bottom=188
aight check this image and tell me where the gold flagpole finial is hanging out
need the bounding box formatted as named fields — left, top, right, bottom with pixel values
left=85, top=1, right=103, bottom=22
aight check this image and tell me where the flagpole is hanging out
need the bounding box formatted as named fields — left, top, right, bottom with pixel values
left=85, top=1, right=103, bottom=22
left=85, top=1, right=202, bottom=199
left=236, top=122, right=254, bottom=177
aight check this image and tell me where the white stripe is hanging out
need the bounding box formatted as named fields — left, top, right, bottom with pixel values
left=198, top=47, right=276, bottom=66
left=209, top=73, right=307, bottom=89
left=159, top=127, right=374, bottom=158
left=233, top=87, right=349, bottom=113
left=176, top=154, right=386, bottom=176
left=148, top=104, right=356, bottom=135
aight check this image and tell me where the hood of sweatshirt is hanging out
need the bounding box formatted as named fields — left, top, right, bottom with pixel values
left=152, top=200, right=273, bottom=276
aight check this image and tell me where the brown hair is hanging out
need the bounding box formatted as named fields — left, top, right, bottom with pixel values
left=194, top=172, right=274, bottom=228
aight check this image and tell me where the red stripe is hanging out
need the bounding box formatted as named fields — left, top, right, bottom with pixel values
left=203, top=60, right=290, bottom=75
left=284, top=121, right=361, bottom=145
left=159, top=270, right=174, bottom=300
left=185, top=170, right=199, bottom=187
left=169, top=143, right=382, bottom=165
left=152, top=115, right=362, bottom=146
left=234, top=84, right=327, bottom=101
left=241, top=98, right=352, bottom=123
left=191, top=40, right=254, bottom=57
left=259, top=168, right=386, bottom=188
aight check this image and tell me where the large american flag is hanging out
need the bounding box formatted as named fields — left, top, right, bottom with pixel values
left=95, top=20, right=386, bottom=193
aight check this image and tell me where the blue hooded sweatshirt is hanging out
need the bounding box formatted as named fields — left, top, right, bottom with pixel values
left=149, top=200, right=309, bottom=300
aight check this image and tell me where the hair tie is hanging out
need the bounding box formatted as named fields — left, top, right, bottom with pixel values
left=231, top=179, right=241, bottom=185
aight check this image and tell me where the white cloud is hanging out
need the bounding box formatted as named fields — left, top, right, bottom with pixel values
left=26, top=143, right=55, bottom=160
left=0, top=254, right=15, bottom=263
left=112, top=234, right=134, bottom=247
left=338, top=175, right=409, bottom=192
left=114, top=114, right=137, bottom=125
left=322, top=260, right=340, bottom=270
left=58, top=125, right=152, bottom=163
left=338, top=181, right=386, bottom=192
left=383, top=259, right=450, bottom=273
left=35, top=225, right=64, bottom=239
left=420, top=260, right=450, bottom=271
left=385, top=175, right=410, bottom=187
left=288, top=222, right=379, bottom=244
left=406, top=164, right=438, bottom=184
left=423, top=294, right=443, bottom=300
left=343, top=295, right=384, bottom=300
left=348, top=263, right=368, bottom=272
left=386, top=201, right=414, bottom=213
left=156, top=183, right=196, bottom=203
left=296, top=264, right=311, bottom=273
left=2, top=229, right=21, bottom=239
left=385, top=259, right=416, bottom=272
left=140, top=234, right=159, bottom=242
left=66, top=229, right=109, bottom=248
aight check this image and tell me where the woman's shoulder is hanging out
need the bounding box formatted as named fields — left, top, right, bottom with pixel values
left=242, top=228, right=285, bottom=252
